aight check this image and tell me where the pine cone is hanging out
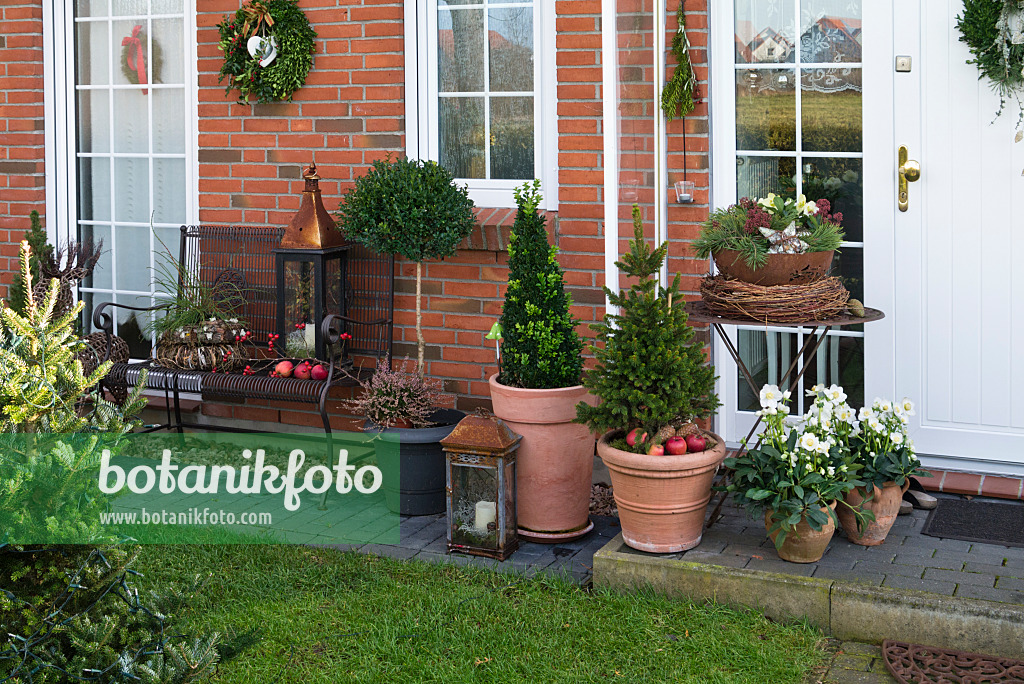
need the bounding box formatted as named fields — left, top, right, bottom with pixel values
left=654, top=424, right=676, bottom=444
left=675, top=422, right=701, bottom=438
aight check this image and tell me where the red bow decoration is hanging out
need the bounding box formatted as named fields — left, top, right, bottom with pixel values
left=122, top=25, right=149, bottom=94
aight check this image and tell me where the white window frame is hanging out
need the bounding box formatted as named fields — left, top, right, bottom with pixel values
left=405, top=0, right=557, bottom=210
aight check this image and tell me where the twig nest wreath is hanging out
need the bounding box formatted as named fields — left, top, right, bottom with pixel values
left=217, top=0, right=316, bottom=104
left=956, top=0, right=1024, bottom=169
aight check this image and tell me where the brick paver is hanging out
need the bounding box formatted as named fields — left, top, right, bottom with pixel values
left=814, top=641, right=897, bottom=684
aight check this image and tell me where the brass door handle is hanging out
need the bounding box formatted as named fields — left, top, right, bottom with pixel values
left=898, top=145, right=921, bottom=212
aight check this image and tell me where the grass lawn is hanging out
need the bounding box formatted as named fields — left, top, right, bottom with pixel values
left=137, top=544, right=828, bottom=683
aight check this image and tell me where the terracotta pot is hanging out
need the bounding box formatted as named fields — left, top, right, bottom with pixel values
left=837, top=481, right=908, bottom=546
left=714, top=249, right=834, bottom=286
left=489, top=375, right=597, bottom=542
left=765, top=502, right=836, bottom=563
left=597, top=430, right=726, bottom=553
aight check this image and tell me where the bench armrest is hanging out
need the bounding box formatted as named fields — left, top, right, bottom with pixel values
left=92, top=300, right=162, bottom=363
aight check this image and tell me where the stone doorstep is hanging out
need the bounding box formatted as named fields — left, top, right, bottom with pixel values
left=592, top=534, right=1024, bottom=660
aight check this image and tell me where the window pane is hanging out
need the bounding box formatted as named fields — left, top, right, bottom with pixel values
left=800, top=335, right=865, bottom=409
left=115, top=225, right=153, bottom=293
left=80, top=224, right=113, bottom=291
left=800, top=157, right=862, bottom=242
left=114, top=19, right=150, bottom=86
left=76, top=20, right=109, bottom=85
left=76, top=0, right=109, bottom=16
left=735, top=0, right=795, bottom=64
left=151, top=0, right=182, bottom=12
left=736, top=69, right=795, bottom=151
left=116, top=294, right=153, bottom=359
left=153, top=157, right=186, bottom=224
left=114, top=157, right=150, bottom=223
left=801, top=68, right=862, bottom=152
left=113, top=88, right=150, bottom=153
left=438, top=7, right=484, bottom=92
left=77, top=89, right=110, bottom=153
left=78, top=157, right=111, bottom=222
left=153, top=17, right=184, bottom=84
left=153, top=87, right=185, bottom=153
left=490, top=96, right=533, bottom=180
left=800, top=0, right=862, bottom=63
left=736, top=155, right=795, bottom=200
left=489, top=6, right=533, bottom=92
left=113, top=0, right=148, bottom=16
left=440, top=97, right=484, bottom=179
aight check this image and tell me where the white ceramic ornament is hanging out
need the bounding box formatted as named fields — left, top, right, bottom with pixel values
left=246, top=35, right=278, bottom=68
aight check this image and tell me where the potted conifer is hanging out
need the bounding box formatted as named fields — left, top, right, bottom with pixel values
left=488, top=180, right=596, bottom=542
left=337, top=157, right=476, bottom=515
left=576, top=207, right=724, bottom=553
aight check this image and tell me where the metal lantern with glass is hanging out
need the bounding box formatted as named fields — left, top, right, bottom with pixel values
left=274, top=162, right=352, bottom=363
left=440, top=411, right=521, bottom=561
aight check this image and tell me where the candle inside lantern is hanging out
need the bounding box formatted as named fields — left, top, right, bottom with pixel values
left=474, top=501, right=496, bottom=531
left=304, top=323, right=315, bottom=351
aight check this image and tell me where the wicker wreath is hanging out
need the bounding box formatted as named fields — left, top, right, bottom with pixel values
left=699, top=275, right=850, bottom=324
left=154, top=319, right=251, bottom=372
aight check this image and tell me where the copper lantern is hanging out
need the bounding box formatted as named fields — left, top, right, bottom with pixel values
left=440, top=411, right=521, bottom=560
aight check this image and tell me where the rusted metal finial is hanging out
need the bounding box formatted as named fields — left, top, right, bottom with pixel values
left=282, top=154, right=343, bottom=250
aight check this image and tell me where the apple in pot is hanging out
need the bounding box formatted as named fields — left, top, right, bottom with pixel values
left=685, top=434, right=707, bottom=453
left=647, top=443, right=665, bottom=456
left=626, top=428, right=647, bottom=447
left=664, top=436, right=688, bottom=455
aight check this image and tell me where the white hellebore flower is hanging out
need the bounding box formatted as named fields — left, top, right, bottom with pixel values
left=759, top=384, right=782, bottom=409
left=799, top=432, right=820, bottom=452
left=868, top=418, right=882, bottom=432
left=858, top=407, right=875, bottom=422
left=842, top=170, right=859, bottom=183
left=779, top=403, right=791, bottom=416
left=782, top=390, right=792, bottom=400
left=890, top=432, right=905, bottom=446
left=826, top=466, right=835, bottom=477
left=795, top=193, right=819, bottom=216
left=825, top=384, right=847, bottom=404
left=900, top=398, right=915, bottom=415
left=836, top=407, right=853, bottom=423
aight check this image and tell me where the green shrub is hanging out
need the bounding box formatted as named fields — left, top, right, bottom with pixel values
left=337, top=157, right=477, bottom=371
left=6, top=210, right=53, bottom=316
left=575, top=207, right=719, bottom=451
left=498, top=180, right=583, bottom=389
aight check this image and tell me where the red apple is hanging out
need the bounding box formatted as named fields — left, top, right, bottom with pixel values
left=275, top=360, right=294, bottom=378
left=310, top=364, right=329, bottom=381
left=665, top=436, right=688, bottom=455
left=647, top=443, right=665, bottom=456
left=626, top=428, right=647, bottom=447
left=685, top=434, right=707, bottom=453
left=293, top=362, right=312, bottom=380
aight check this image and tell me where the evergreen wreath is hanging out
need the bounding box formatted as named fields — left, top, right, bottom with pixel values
left=217, top=0, right=316, bottom=105
left=956, top=0, right=1024, bottom=151
left=120, top=25, right=162, bottom=89
left=660, top=1, right=700, bottom=122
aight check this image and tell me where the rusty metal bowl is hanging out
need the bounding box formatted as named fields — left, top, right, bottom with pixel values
left=713, top=249, right=835, bottom=286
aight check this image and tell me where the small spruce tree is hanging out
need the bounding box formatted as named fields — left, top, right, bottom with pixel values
left=498, top=180, right=583, bottom=389
left=7, top=210, right=53, bottom=316
left=575, top=206, right=720, bottom=453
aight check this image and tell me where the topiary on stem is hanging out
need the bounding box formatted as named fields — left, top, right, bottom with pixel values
left=575, top=206, right=720, bottom=453
left=336, top=157, right=477, bottom=373
left=497, top=180, right=583, bottom=389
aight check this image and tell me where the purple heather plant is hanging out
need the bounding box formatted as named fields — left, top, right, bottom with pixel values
left=347, top=357, right=445, bottom=429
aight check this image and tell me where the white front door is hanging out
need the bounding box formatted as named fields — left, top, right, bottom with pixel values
left=874, top=0, right=1024, bottom=475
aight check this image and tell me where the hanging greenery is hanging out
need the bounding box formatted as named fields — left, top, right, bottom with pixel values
left=120, top=24, right=162, bottom=92
left=956, top=0, right=1024, bottom=159
left=660, top=2, right=700, bottom=122
left=217, top=0, right=316, bottom=105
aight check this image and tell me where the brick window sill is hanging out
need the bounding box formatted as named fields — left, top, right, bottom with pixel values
left=458, top=207, right=557, bottom=252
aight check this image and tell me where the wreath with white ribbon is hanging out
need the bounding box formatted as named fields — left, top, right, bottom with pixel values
left=216, top=0, right=316, bottom=104
left=956, top=0, right=1024, bottom=165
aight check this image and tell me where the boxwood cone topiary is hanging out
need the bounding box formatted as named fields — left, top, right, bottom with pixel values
left=336, top=157, right=477, bottom=372
left=498, top=180, right=583, bottom=389
left=575, top=206, right=720, bottom=452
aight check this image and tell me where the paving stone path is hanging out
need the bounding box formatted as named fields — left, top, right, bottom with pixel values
left=813, top=641, right=897, bottom=684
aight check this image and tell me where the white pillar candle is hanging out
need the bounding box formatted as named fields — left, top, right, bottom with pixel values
left=304, top=323, right=316, bottom=350
left=474, top=501, right=497, bottom=531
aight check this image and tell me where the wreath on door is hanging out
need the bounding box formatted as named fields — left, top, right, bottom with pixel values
left=216, top=0, right=317, bottom=104
left=956, top=0, right=1024, bottom=157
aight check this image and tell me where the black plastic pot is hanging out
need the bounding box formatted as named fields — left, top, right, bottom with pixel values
left=367, top=408, right=465, bottom=516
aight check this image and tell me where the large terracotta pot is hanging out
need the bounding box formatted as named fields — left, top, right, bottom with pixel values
left=489, top=375, right=597, bottom=542
left=765, top=502, right=836, bottom=563
left=714, top=249, right=834, bottom=286
left=597, top=430, right=726, bottom=553
left=837, top=481, right=908, bottom=546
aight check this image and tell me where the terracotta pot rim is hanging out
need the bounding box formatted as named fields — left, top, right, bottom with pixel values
left=598, top=430, right=726, bottom=471
left=488, top=374, right=588, bottom=396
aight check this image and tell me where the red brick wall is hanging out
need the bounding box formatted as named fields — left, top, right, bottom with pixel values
left=0, top=1, right=46, bottom=299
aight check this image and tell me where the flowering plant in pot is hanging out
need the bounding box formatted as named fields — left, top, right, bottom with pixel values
left=346, top=357, right=464, bottom=516
left=837, top=396, right=930, bottom=546
left=724, top=384, right=865, bottom=562
left=489, top=180, right=593, bottom=542
left=694, top=194, right=844, bottom=285
left=574, top=206, right=722, bottom=553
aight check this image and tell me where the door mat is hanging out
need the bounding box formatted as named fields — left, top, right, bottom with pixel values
left=920, top=498, right=1024, bottom=548
left=883, top=640, right=1024, bottom=683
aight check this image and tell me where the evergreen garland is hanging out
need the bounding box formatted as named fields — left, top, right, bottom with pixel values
left=498, top=180, right=583, bottom=389
left=956, top=0, right=1024, bottom=155
left=217, top=0, right=316, bottom=105
left=660, top=2, right=699, bottom=122
left=575, top=207, right=720, bottom=452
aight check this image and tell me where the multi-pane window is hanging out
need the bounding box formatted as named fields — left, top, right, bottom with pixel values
left=73, top=0, right=193, bottom=357
left=416, top=0, right=554, bottom=208
left=732, top=0, right=865, bottom=412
